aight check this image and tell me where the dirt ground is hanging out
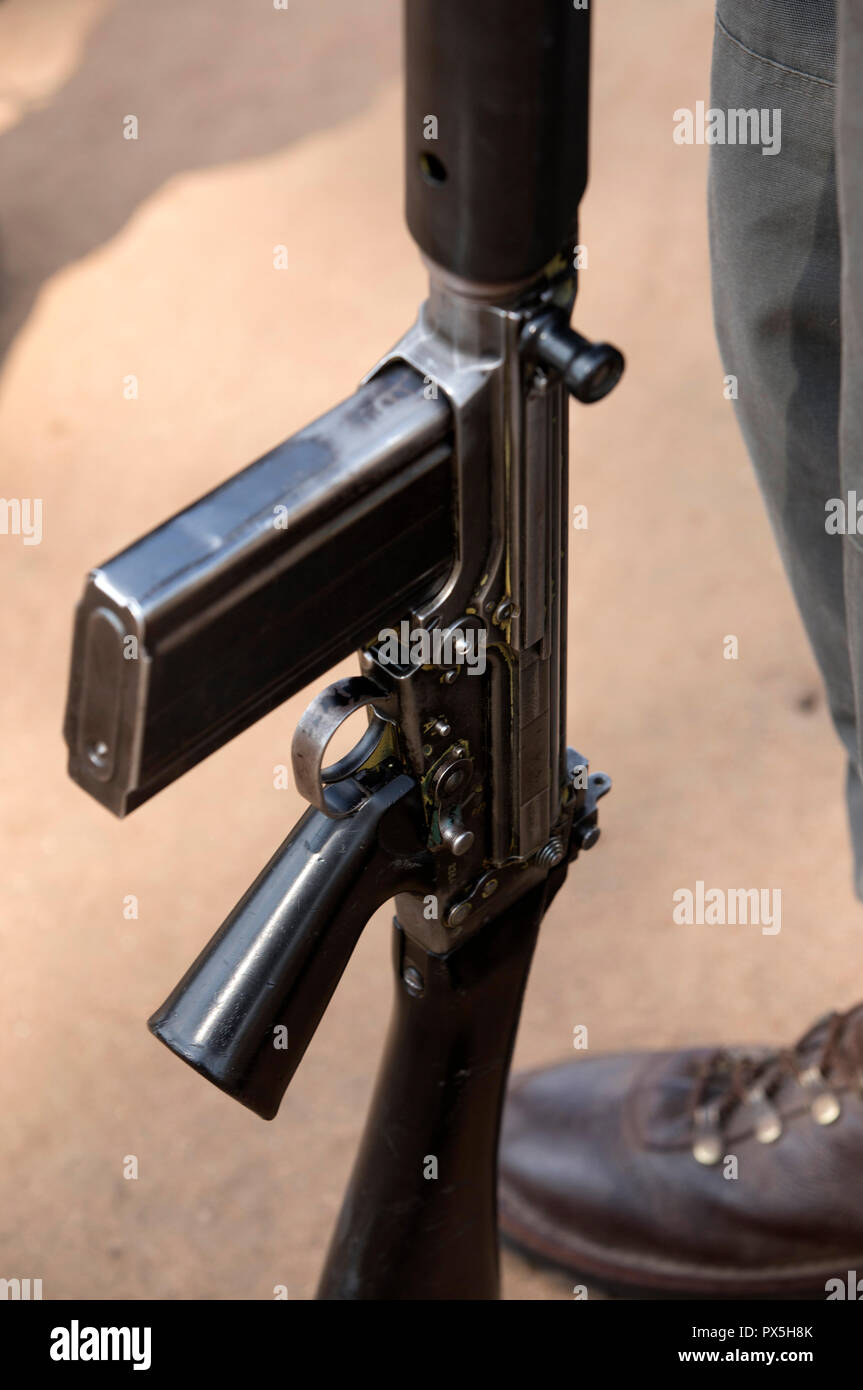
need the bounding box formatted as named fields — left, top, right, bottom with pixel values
left=1, top=0, right=860, bottom=1301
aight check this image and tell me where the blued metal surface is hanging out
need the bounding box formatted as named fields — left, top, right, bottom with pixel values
left=404, top=0, right=590, bottom=283
left=64, top=363, right=453, bottom=817
left=317, top=882, right=550, bottom=1300
left=291, top=674, right=390, bottom=817
left=360, top=268, right=581, bottom=953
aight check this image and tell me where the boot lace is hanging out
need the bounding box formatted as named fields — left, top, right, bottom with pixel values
left=689, top=1008, right=863, bottom=1165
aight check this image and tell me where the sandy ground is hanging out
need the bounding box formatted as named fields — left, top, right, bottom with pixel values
left=0, top=0, right=859, bottom=1301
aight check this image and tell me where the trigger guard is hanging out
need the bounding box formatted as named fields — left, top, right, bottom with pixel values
left=292, top=676, right=390, bottom=818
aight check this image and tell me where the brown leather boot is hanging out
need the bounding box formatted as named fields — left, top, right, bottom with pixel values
left=498, top=1006, right=863, bottom=1298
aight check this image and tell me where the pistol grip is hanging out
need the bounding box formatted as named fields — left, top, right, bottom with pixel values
left=148, top=774, right=427, bottom=1119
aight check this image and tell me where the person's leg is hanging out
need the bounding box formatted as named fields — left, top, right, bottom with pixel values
left=709, top=0, right=863, bottom=885
left=837, top=0, right=863, bottom=869
left=498, top=0, right=863, bottom=1296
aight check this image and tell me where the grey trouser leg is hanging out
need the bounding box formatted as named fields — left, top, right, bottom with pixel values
left=709, top=0, right=863, bottom=896
left=836, top=2, right=863, bottom=888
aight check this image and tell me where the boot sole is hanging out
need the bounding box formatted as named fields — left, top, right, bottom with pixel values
left=498, top=1204, right=837, bottom=1301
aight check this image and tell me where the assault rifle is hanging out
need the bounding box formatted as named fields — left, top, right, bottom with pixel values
left=63, top=0, right=622, bottom=1299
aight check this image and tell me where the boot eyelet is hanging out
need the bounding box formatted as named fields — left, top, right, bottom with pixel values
left=746, top=1085, right=783, bottom=1145
left=812, top=1092, right=841, bottom=1125
left=692, top=1104, right=722, bottom=1165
